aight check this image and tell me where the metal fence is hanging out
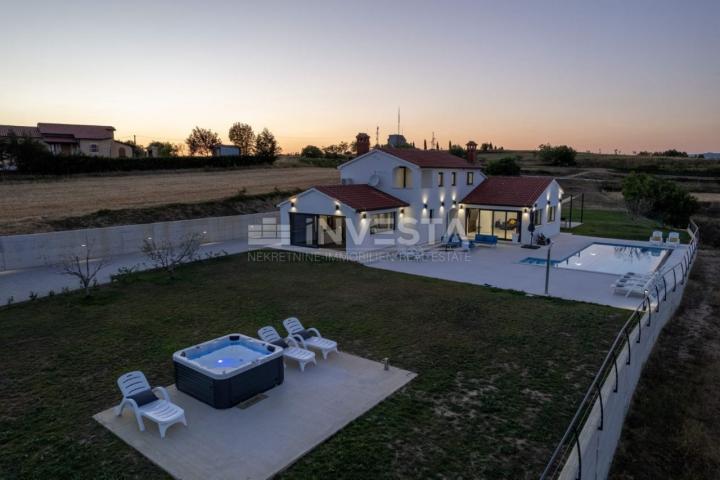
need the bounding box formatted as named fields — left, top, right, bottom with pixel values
left=539, top=220, right=700, bottom=480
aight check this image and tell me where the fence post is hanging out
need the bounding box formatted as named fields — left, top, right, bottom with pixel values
left=611, top=349, right=619, bottom=392
left=596, top=383, right=604, bottom=430
left=672, top=268, right=677, bottom=292
left=662, top=275, right=668, bottom=301
left=625, top=328, right=632, bottom=364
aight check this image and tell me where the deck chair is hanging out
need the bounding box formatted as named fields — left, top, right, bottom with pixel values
left=649, top=230, right=663, bottom=245
left=283, top=317, right=338, bottom=360
left=666, top=232, right=680, bottom=248
left=115, top=371, right=186, bottom=439
left=258, top=326, right=317, bottom=372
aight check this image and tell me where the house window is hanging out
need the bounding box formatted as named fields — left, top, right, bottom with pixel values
left=451, top=172, right=456, bottom=186
left=466, top=172, right=474, bottom=185
left=90, top=144, right=99, bottom=153
left=532, top=208, right=543, bottom=225
left=438, top=172, right=444, bottom=187
left=369, top=212, right=396, bottom=234
left=393, top=166, right=412, bottom=188
left=548, top=205, right=557, bottom=222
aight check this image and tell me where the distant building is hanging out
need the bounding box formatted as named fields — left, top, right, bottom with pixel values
left=387, top=134, right=408, bottom=148
left=212, top=144, right=241, bottom=156
left=0, top=122, right=132, bottom=158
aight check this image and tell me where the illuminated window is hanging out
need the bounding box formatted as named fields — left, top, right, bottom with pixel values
left=451, top=172, right=456, bottom=186
left=466, top=172, right=474, bottom=185
left=369, top=212, right=396, bottom=234
left=438, top=172, right=444, bottom=187
left=393, top=167, right=412, bottom=188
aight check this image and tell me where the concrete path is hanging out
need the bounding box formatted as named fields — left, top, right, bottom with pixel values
left=0, top=239, right=253, bottom=304
left=95, top=353, right=415, bottom=480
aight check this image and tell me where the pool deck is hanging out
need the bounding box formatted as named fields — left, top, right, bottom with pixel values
left=95, top=352, right=415, bottom=480
left=365, top=233, right=689, bottom=310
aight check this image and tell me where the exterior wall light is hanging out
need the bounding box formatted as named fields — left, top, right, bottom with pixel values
left=453, top=200, right=457, bottom=206
left=547, top=200, right=551, bottom=205
left=335, top=204, right=340, bottom=211
left=290, top=201, right=295, bottom=208
left=440, top=201, right=445, bottom=207
left=423, top=203, right=428, bottom=209
left=523, top=208, right=528, bottom=213
left=400, top=208, right=405, bottom=215
left=362, top=212, right=367, bottom=219
left=460, top=204, right=464, bottom=210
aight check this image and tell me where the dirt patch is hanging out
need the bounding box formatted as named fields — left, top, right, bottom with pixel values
left=610, top=249, right=720, bottom=479
left=0, top=167, right=338, bottom=235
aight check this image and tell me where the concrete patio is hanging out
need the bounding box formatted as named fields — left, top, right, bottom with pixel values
left=95, top=353, right=415, bottom=480
left=365, top=233, right=689, bottom=309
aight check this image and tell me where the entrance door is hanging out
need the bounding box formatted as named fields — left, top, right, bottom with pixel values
left=289, top=213, right=318, bottom=247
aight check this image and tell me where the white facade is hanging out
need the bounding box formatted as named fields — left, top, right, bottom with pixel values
left=279, top=149, right=561, bottom=252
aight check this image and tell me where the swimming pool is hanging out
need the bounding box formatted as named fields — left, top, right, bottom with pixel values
left=520, top=242, right=670, bottom=276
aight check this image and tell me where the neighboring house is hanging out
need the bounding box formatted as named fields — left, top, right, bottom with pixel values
left=278, top=132, right=562, bottom=253
left=0, top=122, right=132, bottom=158
left=212, top=144, right=241, bottom=156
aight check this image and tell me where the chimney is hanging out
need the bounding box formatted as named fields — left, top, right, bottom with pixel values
left=466, top=141, right=478, bottom=163
left=356, top=132, right=370, bottom=156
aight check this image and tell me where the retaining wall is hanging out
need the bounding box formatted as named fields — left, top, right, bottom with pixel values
left=0, top=212, right=278, bottom=270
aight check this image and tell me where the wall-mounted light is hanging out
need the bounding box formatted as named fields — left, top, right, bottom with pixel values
left=523, top=208, right=528, bottom=213
left=440, top=201, right=445, bottom=207
left=335, top=204, right=340, bottom=211
left=290, top=201, right=295, bottom=208
left=400, top=208, right=405, bottom=216
left=452, top=200, right=457, bottom=206
left=460, top=204, right=464, bottom=210
left=547, top=200, right=551, bottom=205
left=423, top=203, right=428, bottom=210
left=362, top=212, right=367, bottom=219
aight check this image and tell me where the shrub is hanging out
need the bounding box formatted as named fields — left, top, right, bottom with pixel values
left=485, top=156, right=521, bottom=176
left=538, top=144, right=577, bottom=166
left=301, top=145, right=323, bottom=158
left=622, top=173, right=699, bottom=227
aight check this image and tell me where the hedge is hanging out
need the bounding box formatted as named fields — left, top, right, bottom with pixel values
left=14, top=154, right=274, bottom=175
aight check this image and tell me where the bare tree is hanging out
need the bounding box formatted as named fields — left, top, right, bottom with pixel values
left=141, top=233, right=202, bottom=278
left=59, top=244, right=107, bottom=297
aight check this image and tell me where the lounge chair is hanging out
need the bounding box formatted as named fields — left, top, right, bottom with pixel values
left=115, top=371, right=187, bottom=439
left=282, top=317, right=339, bottom=360
left=474, top=234, right=498, bottom=247
left=258, top=326, right=317, bottom=372
left=612, top=272, right=659, bottom=297
left=666, top=232, right=680, bottom=248
left=649, top=230, right=663, bottom=245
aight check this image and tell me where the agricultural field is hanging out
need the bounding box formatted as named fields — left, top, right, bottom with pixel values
left=0, top=166, right=339, bottom=235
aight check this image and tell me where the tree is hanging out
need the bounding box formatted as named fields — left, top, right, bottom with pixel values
left=228, top=123, right=255, bottom=155
left=1, top=132, right=51, bottom=172
left=323, top=141, right=350, bottom=158
left=301, top=145, right=323, bottom=158
left=449, top=144, right=465, bottom=158
left=147, top=141, right=179, bottom=157
left=58, top=243, right=108, bottom=297
left=186, top=127, right=221, bottom=156
left=255, top=128, right=280, bottom=162
left=622, top=173, right=699, bottom=226
left=538, top=144, right=577, bottom=166
left=423, top=139, right=427, bottom=150
left=485, top=156, right=521, bottom=176
left=142, top=233, right=202, bottom=279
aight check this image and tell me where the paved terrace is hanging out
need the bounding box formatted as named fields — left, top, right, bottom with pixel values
left=365, top=233, right=689, bottom=310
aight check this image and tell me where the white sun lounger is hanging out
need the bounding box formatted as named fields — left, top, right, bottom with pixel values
left=115, top=371, right=187, bottom=439
left=283, top=317, right=339, bottom=360
left=649, top=230, right=663, bottom=245
left=612, top=272, right=659, bottom=297
left=258, top=326, right=317, bottom=372
left=666, top=232, right=680, bottom=248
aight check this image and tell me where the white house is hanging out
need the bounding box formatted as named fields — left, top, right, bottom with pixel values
left=278, top=133, right=562, bottom=253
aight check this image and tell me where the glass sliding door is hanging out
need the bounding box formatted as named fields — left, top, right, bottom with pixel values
left=465, top=208, right=521, bottom=241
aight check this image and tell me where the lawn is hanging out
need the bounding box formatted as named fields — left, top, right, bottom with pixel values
left=0, top=252, right=625, bottom=479
left=563, top=209, right=689, bottom=242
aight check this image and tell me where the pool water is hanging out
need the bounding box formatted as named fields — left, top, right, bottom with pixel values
left=521, top=242, right=670, bottom=276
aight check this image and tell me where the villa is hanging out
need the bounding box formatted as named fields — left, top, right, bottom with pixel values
left=279, top=132, right=563, bottom=252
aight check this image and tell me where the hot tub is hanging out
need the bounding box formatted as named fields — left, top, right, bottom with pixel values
left=173, top=333, right=284, bottom=409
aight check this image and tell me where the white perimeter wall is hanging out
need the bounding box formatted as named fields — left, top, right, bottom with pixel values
left=556, top=249, right=696, bottom=480
left=0, top=212, right=278, bottom=271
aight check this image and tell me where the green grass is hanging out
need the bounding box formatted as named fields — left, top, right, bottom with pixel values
left=563, top=209, right=690, bottom=243
left=0, top=253, right=625, bottom=479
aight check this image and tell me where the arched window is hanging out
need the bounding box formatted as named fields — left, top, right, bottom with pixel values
left=393, top=166, right=412, bottom=188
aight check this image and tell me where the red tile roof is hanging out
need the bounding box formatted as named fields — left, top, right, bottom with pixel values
left=314, top=184, right=409, bottom=212
left=460, top=176, right=554, bottom=207
left=37, top=123, right=115, bottom=140
left=0, top=125, right=41, bottom=138
left=378, top=147, right=480, bottom=169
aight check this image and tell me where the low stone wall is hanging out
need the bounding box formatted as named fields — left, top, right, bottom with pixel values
left=0, top=212, right=278, bottom=271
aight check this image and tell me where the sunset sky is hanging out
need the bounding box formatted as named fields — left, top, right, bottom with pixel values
left=1, top=0, right=718, bottom=154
